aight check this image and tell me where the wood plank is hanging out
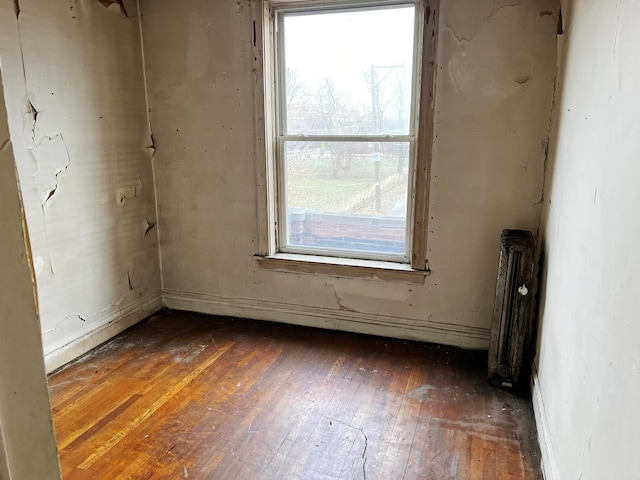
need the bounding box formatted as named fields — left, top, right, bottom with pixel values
left=49, top=311, right=542, bottom=479
left=412, top=0, right=440, bottom=270
left=77, top=342, right=233, bottom=470
left=258, top=254, right=428, bottom=283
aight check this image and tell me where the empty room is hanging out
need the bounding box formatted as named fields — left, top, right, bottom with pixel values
left=0, top=0, right=638, bottom=479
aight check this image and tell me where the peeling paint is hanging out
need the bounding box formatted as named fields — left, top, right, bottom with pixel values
left=0, top=68, right=61, bottom=477
left=2, top=0, right=161, bottom=375
left=100, top=295, right=126, bottom=313
left=327, top=280, right=410, bottom=314
left=338, top=302, right=358, bottom=313
left=98, top=0, right=127, bottom=16
left=143, top=132, right=156, bottom=159
left=448, top=53, right=478, bottom=93
left=48, top=254, right=55, bottom=276
left=613, top=0, right=622, bottom=57
left=445, top=3, right=522, bottom=44
left=30, top=134, right=71, bottom=206
left=33, top=256, right=45, bottom=276
left=117, top=185, right=138, bottom=204
left=557, top=8, right=563, bottom=35
left=143, top=218, right=156, bottom=236
left=24, top=99, right=38, bottom=145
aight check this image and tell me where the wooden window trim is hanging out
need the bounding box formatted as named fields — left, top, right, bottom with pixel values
left=258, top=253, right=429, bottom=284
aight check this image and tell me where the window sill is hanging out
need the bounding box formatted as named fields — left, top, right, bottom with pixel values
left=257, top=253, right=430, bottom=284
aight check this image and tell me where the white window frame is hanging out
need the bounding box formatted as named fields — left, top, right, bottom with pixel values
left=253, top=0, right=437, bottom=274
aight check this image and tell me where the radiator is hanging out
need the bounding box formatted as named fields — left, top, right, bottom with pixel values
left=488, top=230, right=536, bottom=390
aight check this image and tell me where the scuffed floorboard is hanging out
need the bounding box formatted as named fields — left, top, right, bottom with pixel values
left=49, top=311, right=541, bottom=479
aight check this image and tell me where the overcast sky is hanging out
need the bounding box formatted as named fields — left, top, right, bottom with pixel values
left=282, top=5, right=416, bottom=123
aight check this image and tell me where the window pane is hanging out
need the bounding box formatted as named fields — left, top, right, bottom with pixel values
left=283, top=6, right=415, bottom=136
left=284, top=141, right=410, bottom=257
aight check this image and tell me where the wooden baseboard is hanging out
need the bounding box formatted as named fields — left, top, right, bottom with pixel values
left=162, top=289, right=490, bottom=349
left=44, top=291, right=163, bottom=373
left=531, top=363, right=560, bottom=480
left=44, top=287, right=490, bottom=373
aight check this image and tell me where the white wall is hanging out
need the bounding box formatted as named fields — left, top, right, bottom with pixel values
left=0, top=0, right=162, bottom=371
left=533, top=0, right=640, bottom=478
left=0, top=66, right=60, bottom=480
left=140, top=0, right=557, bottom=347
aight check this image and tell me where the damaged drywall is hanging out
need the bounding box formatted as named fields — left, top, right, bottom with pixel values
left=31, top=134, right=71, bottom=206
left=0, top=0, right=162, bottom=371
left=0, top=65, right=61, bottom=479
left=141, top=0, right=557, bottom=347
left=326, top=279, right=410, bottom=313
left=96, top=0, right=137, bottom=18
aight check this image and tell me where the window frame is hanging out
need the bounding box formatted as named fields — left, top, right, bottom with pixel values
left=253, top=0, right=437, bottom=274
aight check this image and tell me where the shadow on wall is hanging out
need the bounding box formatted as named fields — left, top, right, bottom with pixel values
left=532, top=2, right=569, bottom=378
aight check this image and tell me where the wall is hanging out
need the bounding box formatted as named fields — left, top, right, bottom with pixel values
left=0, top=66, right=60, bottom=479
left=140, top=0, right=557, bottom=348
left=0, top=0, right=162, bottom=371
left=533, top=0, right=640, bottom=478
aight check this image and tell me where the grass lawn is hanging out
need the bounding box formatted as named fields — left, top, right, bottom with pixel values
left=287, top=155, right=407, bottom=213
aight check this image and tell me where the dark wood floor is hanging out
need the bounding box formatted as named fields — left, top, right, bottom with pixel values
left=48, top=310, right=541, bottom=479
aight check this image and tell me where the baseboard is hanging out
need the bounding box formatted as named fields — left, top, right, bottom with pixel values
left=162, top=289, right=490, bottom=349
left=44, top=290, right=163, bottom=373
left=531, top=363, right=560, bottom=480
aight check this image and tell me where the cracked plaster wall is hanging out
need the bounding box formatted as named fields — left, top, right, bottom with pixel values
left=140, top=0, right=557, bottom=347
left=0, top=0, right=162, bottom=371
left=534, top=0, right=640, bottom=478
left=0, top=67, right=60, bottom=479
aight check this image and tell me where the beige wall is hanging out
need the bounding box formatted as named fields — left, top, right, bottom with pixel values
left=0, top=67, right=60, bottom=479
left=140, top=0, right=557, bottom=347
left=533, top=0, right=640, bottom=478
left=0, top=0, right=162, bottom=371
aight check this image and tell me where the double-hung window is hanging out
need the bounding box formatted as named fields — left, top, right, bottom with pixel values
left=261, top=0, right=431, bottom=271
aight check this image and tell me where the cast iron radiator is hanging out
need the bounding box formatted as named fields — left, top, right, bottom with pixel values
left=488, top=229, right=535, bottom=389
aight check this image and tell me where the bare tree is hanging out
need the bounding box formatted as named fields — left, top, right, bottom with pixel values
left=286, top=75, right=370, bottom=178
left=286, top=68, right=305, bottom=110
left=285, top=68, right=308, bottom=133
left=364, top=65, right=406, bottom=134
left=309, top=78, right=366, bottom=177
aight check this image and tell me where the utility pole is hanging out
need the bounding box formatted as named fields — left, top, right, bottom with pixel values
left=369, top=64, right=403, bottom=214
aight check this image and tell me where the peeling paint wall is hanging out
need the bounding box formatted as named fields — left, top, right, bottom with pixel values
left=140, top=0, right=557, bottom=348
left=0, top=66, right=61, bottom=479
left=534, top=0, right=640, bottom=478
left=0, top=0, right=162, bottom=371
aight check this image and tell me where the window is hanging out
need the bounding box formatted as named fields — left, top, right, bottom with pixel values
left=258, top=0, right=433, bottom=272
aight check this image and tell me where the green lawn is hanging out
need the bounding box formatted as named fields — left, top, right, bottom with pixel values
left=287, top=155, right=407, bottom=213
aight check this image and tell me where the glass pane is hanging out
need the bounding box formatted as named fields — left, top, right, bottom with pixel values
left=284, top=141, right=410, bottom=257
left=283, top=6, right=415, bottom=136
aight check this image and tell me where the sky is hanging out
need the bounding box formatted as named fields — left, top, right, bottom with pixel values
left=281, top=5, right=417, bottom=133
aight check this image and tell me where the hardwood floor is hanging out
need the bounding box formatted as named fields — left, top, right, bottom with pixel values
left=48, top=310, right=541, bottom=479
